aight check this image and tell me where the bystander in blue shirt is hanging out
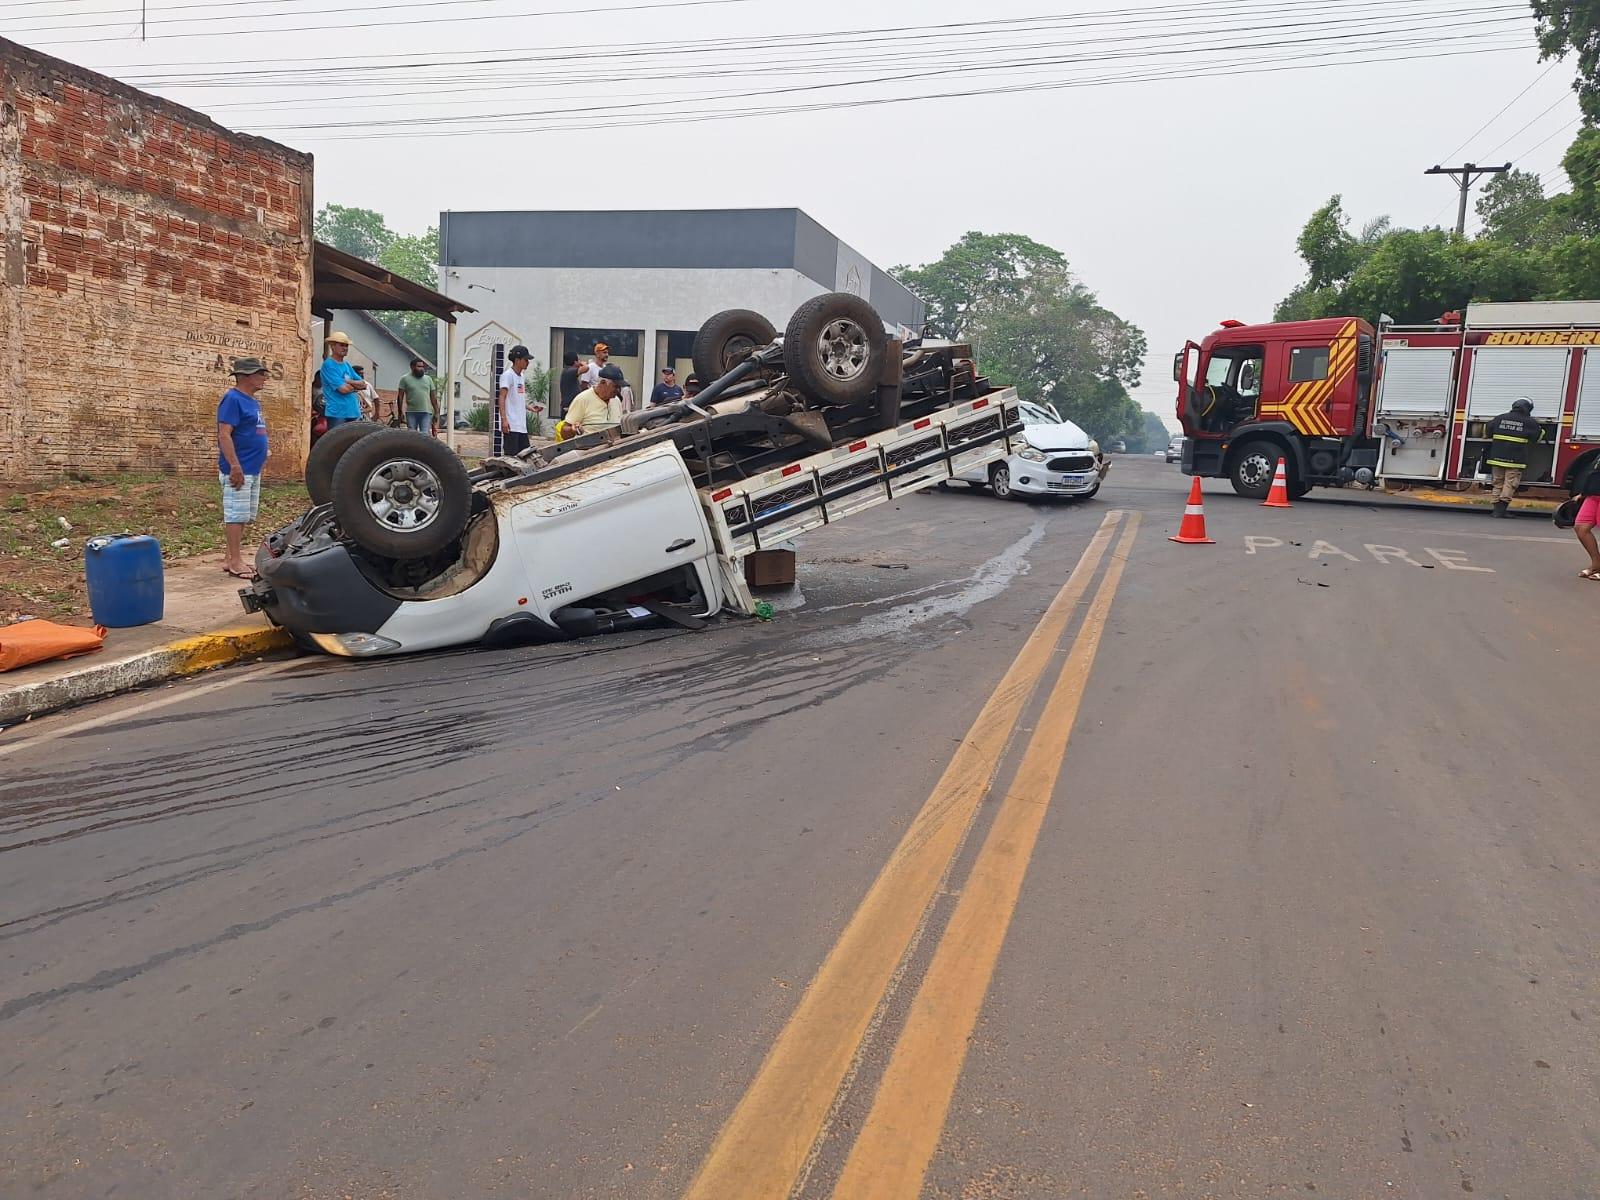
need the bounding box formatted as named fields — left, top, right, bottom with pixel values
left=321, top=356, right=364, bottom=419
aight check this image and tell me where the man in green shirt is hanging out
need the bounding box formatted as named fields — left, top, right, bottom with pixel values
left=396, top=357, right=439, bottom=434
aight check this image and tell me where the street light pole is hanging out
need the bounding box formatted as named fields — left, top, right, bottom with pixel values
left=1425, top=162, right=1512, bottom=236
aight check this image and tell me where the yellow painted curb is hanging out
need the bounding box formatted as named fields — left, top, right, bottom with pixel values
left=172, top=625, right=294, bottom=675
left=1389, top=487, right=1559, bottom=512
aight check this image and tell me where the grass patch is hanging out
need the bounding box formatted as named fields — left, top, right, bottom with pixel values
left=0, top=473, right=306, bottom=622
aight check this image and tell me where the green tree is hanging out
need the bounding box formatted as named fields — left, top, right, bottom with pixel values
left=314, top=203, right=395, bottom=262
left=1475, top=170, right=1549, bottom=249
left=377, top=226, right=441, bottom=355
left=313, top=205, right=442, bottom=360
left=1296, top=196, right=1360, bottom=289
left=1129, top=408, right=1172, bottom=454
left=1533, top=0, right=1600, bottom=120
left=895, top=232, right=1069, bottom=338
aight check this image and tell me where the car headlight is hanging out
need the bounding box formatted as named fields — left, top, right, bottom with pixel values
left=310, top=631, right=402, bottom=657
left=1017, top=447, right=1047, bottom=463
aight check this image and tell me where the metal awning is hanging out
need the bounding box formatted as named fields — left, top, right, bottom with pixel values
left=312, top=241, right=474, bottom=322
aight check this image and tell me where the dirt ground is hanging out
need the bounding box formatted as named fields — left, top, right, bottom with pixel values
left=0, top=474, right=307, bottom=622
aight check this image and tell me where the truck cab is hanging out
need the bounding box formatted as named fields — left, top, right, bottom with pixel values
left=1175, top=317, right=1376, bottom=497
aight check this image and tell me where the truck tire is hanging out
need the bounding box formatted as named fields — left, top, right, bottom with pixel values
left=783, top=292, right=888, bottom=407
left=330, top=429, right=471, bottom=560
left=1228, top=441, right=1281, bottom=499
left=304, top=419, right=383, bottom=507
left=692, top=309, right=776, bottom=384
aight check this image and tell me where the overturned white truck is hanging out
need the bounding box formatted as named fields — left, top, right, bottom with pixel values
left=243, top=293, right=1022, bottom=657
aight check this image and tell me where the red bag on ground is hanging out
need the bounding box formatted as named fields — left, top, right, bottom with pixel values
left=0, top=620, right=108, bottom=672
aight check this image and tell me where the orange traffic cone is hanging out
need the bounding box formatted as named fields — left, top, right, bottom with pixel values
left=1262, top=458, right=1292, bottom=508
left=1170, top=476, right=1215, bottom=544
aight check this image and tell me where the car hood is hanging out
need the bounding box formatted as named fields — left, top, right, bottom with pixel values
left=1022, top=420, right=1093, bottom=453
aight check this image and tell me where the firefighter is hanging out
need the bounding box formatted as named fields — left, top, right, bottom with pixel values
left=1484, top=396, right=1544, bottom=518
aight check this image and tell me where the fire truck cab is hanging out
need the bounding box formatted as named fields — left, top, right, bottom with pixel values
left=1176, top=301, right=1600, bottom=500
left=1174, top=316, right=1377, bottom=498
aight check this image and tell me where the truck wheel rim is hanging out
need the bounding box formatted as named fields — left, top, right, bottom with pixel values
left=1240, top=454, right=1273, bottom=489
left=817, top=317, right=870, bottom=382
left=363, top=459, right=442, bottom=531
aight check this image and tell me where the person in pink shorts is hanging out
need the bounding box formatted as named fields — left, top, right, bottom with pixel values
left=1577, top=473, right=1600, bottom=579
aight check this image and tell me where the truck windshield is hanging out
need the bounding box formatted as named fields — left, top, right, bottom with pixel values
left=1205, top=346, right=1264, bottom=397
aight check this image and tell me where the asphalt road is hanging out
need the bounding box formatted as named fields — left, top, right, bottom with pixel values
left=3, top=457, right=1598, bottom=1199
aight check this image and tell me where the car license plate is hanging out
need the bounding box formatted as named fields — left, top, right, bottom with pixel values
left=1055, top=474, right=1085, bottom=486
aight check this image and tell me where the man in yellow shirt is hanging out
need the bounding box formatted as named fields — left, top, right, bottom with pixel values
left=558, top=364, right=626, bottom=439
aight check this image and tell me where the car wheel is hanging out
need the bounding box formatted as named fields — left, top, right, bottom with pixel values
left=692, top=308, right=777, bottom=384
left=304, top=419, right=383, bottom=507
left=1228, top=441, right=1280, bottom=499
left=989, top=461, right=1014, bottom=500
left=782, top=292, right=888, bottom=407
left=330, top=429, right=472, bottom=559
left=1080, top=482, right=1101, bottom=500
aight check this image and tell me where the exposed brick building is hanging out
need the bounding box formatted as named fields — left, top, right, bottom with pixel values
left=0, top=37, right=314, bottom=481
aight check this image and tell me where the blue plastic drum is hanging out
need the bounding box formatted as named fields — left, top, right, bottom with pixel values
left=84, top=534, right=164, bottom=628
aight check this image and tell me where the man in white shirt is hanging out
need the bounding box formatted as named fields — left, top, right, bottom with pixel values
left=580, top=340, right=610, bottom=387
left=498, top=344, right=534, bottom=455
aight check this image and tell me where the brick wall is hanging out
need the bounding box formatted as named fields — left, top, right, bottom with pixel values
left=0, top=38, right=313, bottom=482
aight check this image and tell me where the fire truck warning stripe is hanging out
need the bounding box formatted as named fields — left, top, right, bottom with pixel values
left=681, top=511, right=1126, bottom=1200
left=831, top=514, right=1142, bottom=1199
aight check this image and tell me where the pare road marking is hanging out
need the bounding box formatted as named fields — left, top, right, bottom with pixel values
left=1242, top=537, right=1494, bottom=572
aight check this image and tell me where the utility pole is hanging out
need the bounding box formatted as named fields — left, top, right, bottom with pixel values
left=1425, top=162, right=1511, bottom=236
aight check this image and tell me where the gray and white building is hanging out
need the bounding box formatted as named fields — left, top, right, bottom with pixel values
left=438, top=208, right=924, bottom=417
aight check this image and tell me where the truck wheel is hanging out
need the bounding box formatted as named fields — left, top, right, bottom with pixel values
left=692, top=309, right=777, bottom=383
left=1290, top=479, right=1313, bottom=499
left=783, top=292, right=888, bottom=407
left=304, top=420, right=383, bottom=507
left=330, top=429, right=471, bottom=560
left=989, top=461, right=1015, bottom=500
left=1228, top=441, right=1280, bottom=499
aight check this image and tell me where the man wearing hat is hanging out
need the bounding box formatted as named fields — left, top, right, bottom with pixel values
left=498, top=344, right=536, bottom=455
left=650, top=365, right=684, bottom=408
left=319, top=331, right=367, bottom=427
left=217, top=357, right=271, bottom=579
left=581, top=341, right=611, bottom=388
left=558, top=364, right=627, bottom=439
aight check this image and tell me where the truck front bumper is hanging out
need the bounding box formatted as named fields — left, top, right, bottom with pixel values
left=243, top=512, right=404, bottom=654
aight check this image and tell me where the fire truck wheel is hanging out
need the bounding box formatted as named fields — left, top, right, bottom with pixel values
left=1228, top=441, right=1281, bottom=498
left=692, top=309, right=777, bottom=384
left=304, top=419, right=384, bottom=507
left=330, top=429, right=472, bottom=560
left=783, top=292, right=889, bottom=407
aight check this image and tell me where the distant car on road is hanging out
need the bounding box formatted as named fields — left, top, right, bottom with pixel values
left=949, top=400, right=1108, bottom=500
left=1165, top=435, right=1185, bottom=463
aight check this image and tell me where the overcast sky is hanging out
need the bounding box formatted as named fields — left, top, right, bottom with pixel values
left=2, top=0, right=1584, bottom=424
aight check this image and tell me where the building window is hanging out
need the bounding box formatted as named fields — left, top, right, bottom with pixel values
left=1289, top=346, right=1330, bottom=382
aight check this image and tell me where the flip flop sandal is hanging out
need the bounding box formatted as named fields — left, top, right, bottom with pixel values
left=224, top=567, right=257, bottom=580
left=1582, top=569, right=1600, bottom=580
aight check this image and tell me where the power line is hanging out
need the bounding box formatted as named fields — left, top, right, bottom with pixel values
left=173, top=9, right=1525, bottom=114
left=83, top=0, right=1487, bottom=79
left=1439, top=61, right=1558, bottom=162
left=235, top=21, right=1524, bottom=134
left=1, top=0, right=765, bottom=44
left=272, top=40, right=1530, bottom=142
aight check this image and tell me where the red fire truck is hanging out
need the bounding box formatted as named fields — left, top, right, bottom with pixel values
left=1173, top=301, right=1600, bottom=499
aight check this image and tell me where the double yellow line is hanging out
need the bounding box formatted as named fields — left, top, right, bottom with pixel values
left=685, top=509, right=1141, bottom=1200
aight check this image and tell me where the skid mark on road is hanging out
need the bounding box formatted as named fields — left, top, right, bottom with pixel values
left=806, top=518, right=1048, bottom=645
